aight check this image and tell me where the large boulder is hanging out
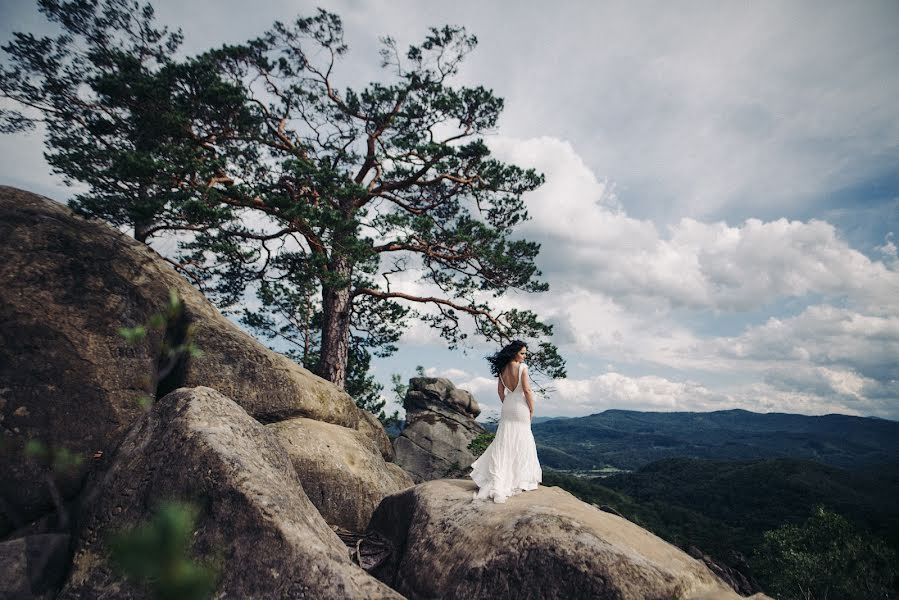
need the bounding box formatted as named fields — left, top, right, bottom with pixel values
left=0, top=186, right=390, bottom=535
left=393, top=377, right=486, bottom=482
left=268, top=418, right=413, bottom=531
left=368, top=479, right=772, bottom=600
left=58, top=386, right=400, bottom=599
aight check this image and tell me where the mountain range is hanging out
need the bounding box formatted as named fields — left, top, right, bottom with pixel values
left=530, top=408, right=899, bottom=470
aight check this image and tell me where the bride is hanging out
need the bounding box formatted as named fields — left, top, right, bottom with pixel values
left=470, top=340, right=542, bottom=503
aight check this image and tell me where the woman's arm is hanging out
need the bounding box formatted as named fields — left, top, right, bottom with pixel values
left=497, top=376, right=505, bottom=403
left=522, top=364, right=534, bottom=419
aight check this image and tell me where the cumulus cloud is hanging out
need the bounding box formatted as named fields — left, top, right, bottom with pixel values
left=466, top=136, right=898, bottom=418
left=424, top=366, right=471, bottom=381
left=491, top=136, right=899, bottom=314
left=531, top=369, right=898, bottom=420
left=545, top=372, right=721, bottom=415
left=716, top=305, right=899, bottom=382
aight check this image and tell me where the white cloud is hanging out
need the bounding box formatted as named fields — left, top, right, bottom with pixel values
left=876, top=233, right=898, bottom=267
left=424, top=367, right=471, bottom=381
left=532, top=369, right=897, bottom=419
left=715, top=305, right=899, bottom=383
left=491, top=136, right=899, bottom=314
left=546, top=372, right=719, bottom=415
left=474, top=136, right=898, bottom=417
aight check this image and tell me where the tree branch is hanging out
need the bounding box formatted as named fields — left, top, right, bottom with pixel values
left=352, top=287, right=506, bottom=333
left=353, top=89, right=409, bottom=187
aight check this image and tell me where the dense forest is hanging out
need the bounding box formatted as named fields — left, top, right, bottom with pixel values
left=544, top=458, right=899, bottom=599
left=531, top=410, right=899, bottom=599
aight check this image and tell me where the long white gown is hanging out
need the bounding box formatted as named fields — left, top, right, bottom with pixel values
left=470, top=362, right=542, bottom=503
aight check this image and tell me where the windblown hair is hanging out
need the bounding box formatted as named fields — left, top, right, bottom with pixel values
left=486, top=340, right=527, bottom=377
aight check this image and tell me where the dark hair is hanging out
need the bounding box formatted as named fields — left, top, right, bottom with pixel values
left=486, top=340, right=527, bottom=377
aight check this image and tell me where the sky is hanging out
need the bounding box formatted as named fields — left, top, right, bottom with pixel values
left=1, top=0, right=897, bottom=420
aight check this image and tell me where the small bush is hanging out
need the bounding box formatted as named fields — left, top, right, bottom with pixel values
left=468, top=432, right=496, bottom=457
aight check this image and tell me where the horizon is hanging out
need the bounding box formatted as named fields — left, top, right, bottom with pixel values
left=2, top=0, right=896, bottom=421
left=476, top=406, right=899, bottom=423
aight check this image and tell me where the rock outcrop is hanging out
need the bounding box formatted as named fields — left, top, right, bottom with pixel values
left=368, top=479, right=772, bottom=600
left=269, top=418, right=413, bottom=531
left=393, top=377, right=486, bottom=482
left=0, top=185, right=774, bottom=599
left=59, top=387, right=400, bottom=599
left=0, top=186, right=389, bottom=535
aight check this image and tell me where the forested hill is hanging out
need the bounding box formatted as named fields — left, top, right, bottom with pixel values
left=542, top=458, right=899, bottom=597
left=533, top=409, right=899, bottom=470
left=599, top=457, right=899, bottom=549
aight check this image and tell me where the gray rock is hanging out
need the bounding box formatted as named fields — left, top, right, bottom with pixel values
left=0, top=533, right=70, bottom=600
left=268, top=417, right=413, bottom=531
left=0, top=186, right=391, bottom=536
left=393, top=378, right=486, bottom=482
left=368, top=479, right=772, bottom=600
left=58, top=386, right=400, bottom=599
left=405, top=377, right=480, bottom=418
left=356, top=408, right=395, bottom=463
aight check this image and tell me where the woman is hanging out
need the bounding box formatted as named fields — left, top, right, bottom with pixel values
left=470, top=340, right=542, bottom=503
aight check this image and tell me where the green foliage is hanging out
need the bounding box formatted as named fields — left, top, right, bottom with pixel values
left=23, top=439, right=86, bottom=530
left=390, top=373, right=409, bottom=407
left=108, top=293, right=220, bottom=598
left=0, top=0, right=254, bottom=242
left=118, top=325, right=149, bottom=343
left=118, top=287, right=201, bottom=406
left=599, top=458, right=899, bottom=559
left=107, top=501, right=220, bottom=600
left=25, top=439, right=84, bottom=474
left=443, top=461, right=462, bottom=477
left=753, top=507, right=897, bottom=600
left=240, top=281, right=392, bottom=414
left=194, top=11, right=566, bottom=383
left=467, top=432, right=495, bottom=457
left=345, top=346, right=387, bottom=416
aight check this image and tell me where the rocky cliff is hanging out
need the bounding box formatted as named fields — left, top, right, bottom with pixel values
left=0, top=187, right=768, bottom=599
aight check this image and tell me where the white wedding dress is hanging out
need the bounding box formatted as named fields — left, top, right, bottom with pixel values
left=470, top=362, right=542, bottom=503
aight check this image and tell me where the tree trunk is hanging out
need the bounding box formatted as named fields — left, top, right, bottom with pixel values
left=133, top=186, right=154, bottom=243
left=134, top=221, right=151, bottom=243
left=317, top=255, right=353, bottom=390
